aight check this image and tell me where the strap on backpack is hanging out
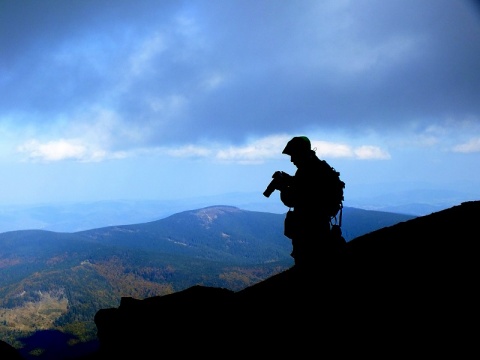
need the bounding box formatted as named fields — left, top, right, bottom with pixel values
left=331, top=204, right=343, bottom=228
left=338, top=204, right=343, bottom=228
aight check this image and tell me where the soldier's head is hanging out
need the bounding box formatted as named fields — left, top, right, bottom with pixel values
left=282, top=136, right=312, bottom=167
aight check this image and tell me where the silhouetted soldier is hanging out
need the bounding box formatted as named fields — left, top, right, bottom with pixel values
left=264, top=136, right=342, bottom=271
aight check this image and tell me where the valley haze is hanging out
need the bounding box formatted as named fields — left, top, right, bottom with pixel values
left=0, top=187, right=476, bottom=234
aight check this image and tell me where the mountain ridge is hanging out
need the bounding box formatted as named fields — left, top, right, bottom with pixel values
left=0, top=190, right=453, bottom=233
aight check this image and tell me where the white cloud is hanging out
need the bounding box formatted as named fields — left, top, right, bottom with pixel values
left=354, top=145, right=391, bottom=160
left=165, top=145, right=212, bottom=158
left=161, top=135, right=390, bottom=163
left=17, top=139, right=87, bottom=162
left=162, top=136, right=285, bottom=164
left=214, top=135, right=291, bottom=164
left=129, top=32, right=167, bottom=75
left=452, top=138, right=480, bottom=153
left=16, top=139, right=126, bottom=162
left=312, top=141, right=353, bottom=158
left=201, top=72, right=227, bottom=91
left=411, top=119, right=480, bottom=151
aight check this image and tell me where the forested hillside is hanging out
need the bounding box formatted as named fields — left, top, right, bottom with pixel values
left=0, top=205, right=415, bottom=355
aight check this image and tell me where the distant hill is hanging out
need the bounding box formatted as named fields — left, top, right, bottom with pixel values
left=0, top=194, right=429, bottom=233
left=0, top=205, right=415, bottom=357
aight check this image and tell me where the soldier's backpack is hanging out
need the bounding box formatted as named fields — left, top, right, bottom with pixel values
left=318, top=159, right=345, bottom=221
left=321, top=160, right=347, bottom=250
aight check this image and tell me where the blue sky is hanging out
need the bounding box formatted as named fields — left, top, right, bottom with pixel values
left=1, top=0, right=480, bottom=212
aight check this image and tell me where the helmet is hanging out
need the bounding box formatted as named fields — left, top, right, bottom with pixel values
left=282, top=136, right=311, bottom=156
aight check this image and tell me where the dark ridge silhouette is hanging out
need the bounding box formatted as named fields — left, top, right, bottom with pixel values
left=0, top=340, right=23, bottom=360
left=1, top=201, right=476, bottom=359
left=90, top=201, right=478, bottom=358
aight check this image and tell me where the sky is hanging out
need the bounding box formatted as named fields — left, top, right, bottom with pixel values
left=1, top=0, right=480, bottom=212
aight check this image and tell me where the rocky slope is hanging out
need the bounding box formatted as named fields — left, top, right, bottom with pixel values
left=91, top=201, right=478, bottom=358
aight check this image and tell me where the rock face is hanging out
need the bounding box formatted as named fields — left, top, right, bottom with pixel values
left=0, top=340, right=23, bottom=360
left=93, top=201, right=478, bottom=358
left=94, top=269, right=347, bottom=358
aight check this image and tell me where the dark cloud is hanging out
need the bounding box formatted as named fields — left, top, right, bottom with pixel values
left=1, top=0, right=479, bottom=148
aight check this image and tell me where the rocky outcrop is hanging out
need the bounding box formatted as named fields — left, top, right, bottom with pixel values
left=0, top=340, right=23, bottom=360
